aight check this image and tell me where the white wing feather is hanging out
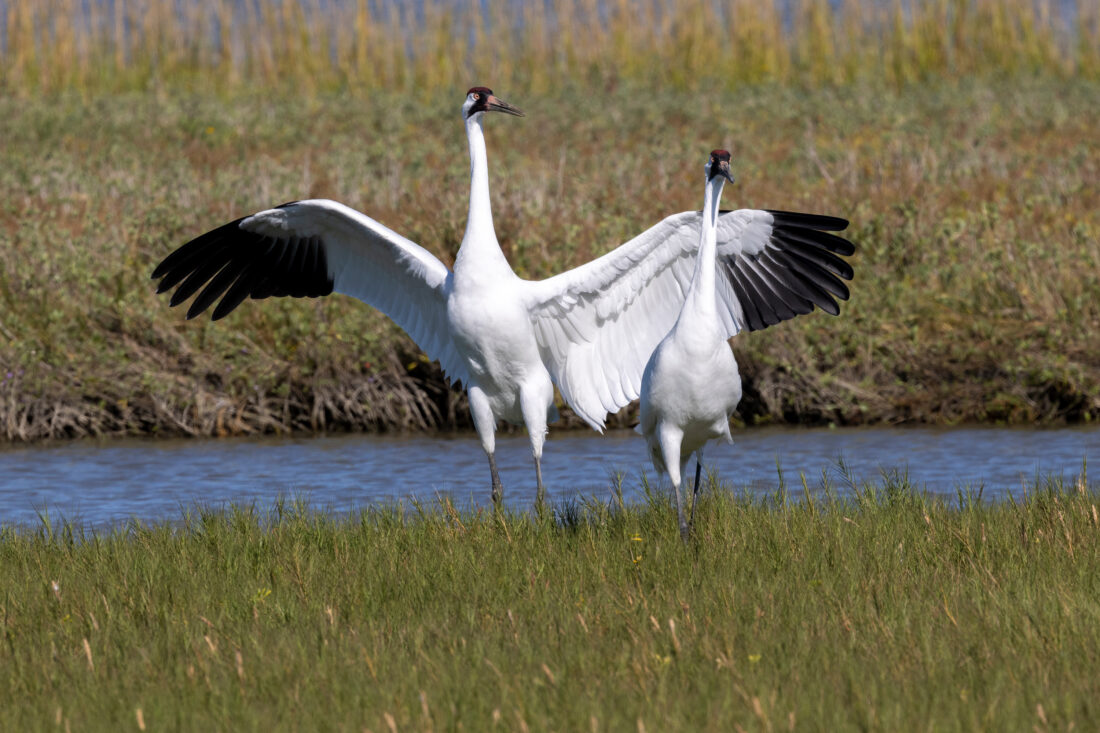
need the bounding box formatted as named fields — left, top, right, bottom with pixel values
left=523, top=208, right=782, bottom=430
left=188, top=199, right=469, bottom=385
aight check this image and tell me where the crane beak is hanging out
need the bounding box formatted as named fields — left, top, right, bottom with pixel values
left=713, top=160, right=734, bottom=183
left=485, top=94, right=524, bottom=117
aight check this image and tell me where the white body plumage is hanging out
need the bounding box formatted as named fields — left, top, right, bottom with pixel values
left=638, top=150, right=743, bottom=539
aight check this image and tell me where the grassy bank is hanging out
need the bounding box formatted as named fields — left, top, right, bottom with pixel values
left=2, top=78, right=1099, bottom=440
left=2, top=476, right=1098, bottom=730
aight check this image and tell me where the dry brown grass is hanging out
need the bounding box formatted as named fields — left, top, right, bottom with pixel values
left=2, top=0, right=1098, bottom=96
left=1, top=78, right=1098, bottom=440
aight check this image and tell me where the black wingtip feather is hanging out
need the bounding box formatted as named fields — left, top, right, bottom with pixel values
left=767, top=209, right=850, bottom=232
left=290, top=239, right=316, bottom=298
left=167, top=253, right=232, bottom=307
left=151, top=219, right=246, bottom=280
left=152, top=237, right=225, bottom=289
left=209, top=241, right=281, bottom=320
left=790, top=257, right=850, bottom=301
left=756, top=253, right=819, bottom=316
left=744, top=261, right=806, bottom=322
left=773, top=233, right=855, bottom=280
left=739, top=264, right=792, bottom=327
left=249, top=236, right=295, bottom=300
left=717, top=207, right=856, bottom=331
left=187, top=258, right=250, bottom=320
left=153, top=211, right=336, bottom=319
left=771, top=250, right=848, bottom=305
left=724, top=265, right=767, bottom=332
left=773, top=224, right=856, bottom=257
left=771, top=237, right=852, bottom=299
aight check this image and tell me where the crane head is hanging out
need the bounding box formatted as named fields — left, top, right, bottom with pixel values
left=706, top=149, right=734, bottom=183
left=463, top=87, right=524, bottom=119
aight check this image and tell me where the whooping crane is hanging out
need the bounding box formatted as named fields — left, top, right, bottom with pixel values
left=151, top=87, right=854, bottom=509
left=638, top=150, right=741, bottom=541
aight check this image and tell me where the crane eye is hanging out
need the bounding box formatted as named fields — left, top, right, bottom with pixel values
left=471, top=92, right=479, bottom=100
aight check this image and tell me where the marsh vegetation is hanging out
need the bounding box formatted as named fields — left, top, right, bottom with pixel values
left=2, top=475, right=1098, bottom=730
left=2, top=3, right=1100, bottom=728
left=2, top=78, right=1099, bottom=440
left=2, top=1, right=1100, bottom=441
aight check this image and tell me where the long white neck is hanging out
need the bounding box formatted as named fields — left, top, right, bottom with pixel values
left=455, top=113, right=507, bottom=271
left=681, top=175, right=725, bottom=321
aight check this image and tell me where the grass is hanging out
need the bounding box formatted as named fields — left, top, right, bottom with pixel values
left=1, top=2, right=1099, bottom=440
left=1, top=77, right=1099, bottom=440
left=1, top=472, right=1098, bottom=730
left=2, top=0, right=1098, bottom=96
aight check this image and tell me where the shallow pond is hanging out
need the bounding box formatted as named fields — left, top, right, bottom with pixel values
left=0, top=425, right=1097, bottom=528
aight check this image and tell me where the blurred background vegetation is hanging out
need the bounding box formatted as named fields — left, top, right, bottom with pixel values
left=3, top=0, right=1099, bottom=94
left=1, top=0, right=1098, bottom=440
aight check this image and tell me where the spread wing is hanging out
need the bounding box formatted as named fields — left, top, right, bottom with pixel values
left=150, top=199, right=468, bottom=385
left=524, top=208, right=854, bottom=429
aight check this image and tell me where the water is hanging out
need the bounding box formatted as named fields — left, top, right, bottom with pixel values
left=0, top=426, right=1096, bottom=529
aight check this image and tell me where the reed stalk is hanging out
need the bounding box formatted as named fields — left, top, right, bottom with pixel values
left=1, top=0, right=1094, bottom=96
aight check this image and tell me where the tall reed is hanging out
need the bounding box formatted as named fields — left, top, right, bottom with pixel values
left=3, top=0, right=1097, bottom=96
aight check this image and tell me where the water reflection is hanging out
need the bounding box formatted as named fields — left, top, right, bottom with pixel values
left=0, top=425, right=1095, bottom=528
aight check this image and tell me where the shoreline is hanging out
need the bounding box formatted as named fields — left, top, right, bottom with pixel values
left=3, top=353, right=1098, bottom=444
